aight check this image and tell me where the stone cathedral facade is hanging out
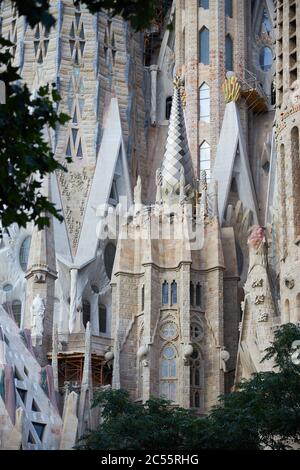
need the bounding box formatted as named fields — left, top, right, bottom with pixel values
left=0, top=0, right=299, bottom=450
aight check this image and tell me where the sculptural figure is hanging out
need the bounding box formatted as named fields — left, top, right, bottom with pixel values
left=31, top=294, right=45, bottom=339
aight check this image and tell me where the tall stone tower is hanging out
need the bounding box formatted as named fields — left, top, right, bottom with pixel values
left=275, top=0, right=300, bottom=324
left=111, top=79, right=237, bottom=412
left=175, top=0, right=247, bottom=174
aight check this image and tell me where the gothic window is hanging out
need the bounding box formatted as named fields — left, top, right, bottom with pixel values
left=199, top=83, right=210, bottom=123
left=271, top=81, right=276, bottom=106
left=162, top=281, right=169, bottom=305
left=32, top=422, right=46, bottom=442
left=104, top=19, right=117, bottom=67
left=225, top=35, right=233, bottom=71
left=225, top=0, right=233, bottom=18
left=200, top=141, right=211, bottom=180
left=34, top=24, right=50, bottom=64
left=160, top=345, right=177, bottom=402
left=190, top=347, right=204, bottom=409
left=171, top=281, right=177, bottom=305
left=12, top=300, right=22, bottom=328
left=98, top=304, right=107, bottom=334
left=190, top=282, right=195, bottom=306
left=160, top=322, right=178, bottom=341
left=199, top=0, right=209, bottom=9
left=109, top=180, right=118, bottom=206
left=166, top=96, right=172, bottom=120
left=261, top=7, right=272, bottom=35
left=104, top=243, right=116, bottom=280
left=69, top=9, right=85, bottom=65
left=3, top=284, right=13, bottom=292
left=196, top=282, right=202, bottom=307
left=291, top=127, right=300, bottom=239
left=82, top=300, right=91, bottom=329
left=259, top=46, right=273, bottom=72
left=190, top=323, right=204, bottom=342
left=199, top=27, right=210, bottom=65
left=19, top=236, right=31, bottom=272
left=8, top=5, right=17, bottom=57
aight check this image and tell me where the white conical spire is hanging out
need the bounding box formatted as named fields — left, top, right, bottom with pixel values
left=161, top=76, right=194, bottom=190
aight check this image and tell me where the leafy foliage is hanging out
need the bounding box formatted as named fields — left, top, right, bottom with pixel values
left=0, top=37, right=70, bottom=229
left=77, top=324, right=300, bottom=450
left=11, top=0, right=161, bottom=31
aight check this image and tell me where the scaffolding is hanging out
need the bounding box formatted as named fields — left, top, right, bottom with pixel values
left=56, top=353, right=112, bottom=390
left=239, top=69, right=269, bottom=114
left=143, top=0, right=173, bottom=66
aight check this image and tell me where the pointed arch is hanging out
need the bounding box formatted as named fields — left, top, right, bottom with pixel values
left=159, top=343, right=178, bottom=402
left=162, top=281, right=169, bottom=305
left=171, top=281, right=177, bottom=306
left=199, top=27, right=210, bottom=65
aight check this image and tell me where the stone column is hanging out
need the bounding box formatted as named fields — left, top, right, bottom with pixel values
left=150, top=64, right=159, bottom=126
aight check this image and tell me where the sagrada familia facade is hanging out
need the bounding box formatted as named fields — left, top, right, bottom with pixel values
left=0, top=0, right=298, bottom=450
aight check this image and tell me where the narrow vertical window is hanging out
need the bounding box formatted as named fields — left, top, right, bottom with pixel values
left=190, top=347, right=204, bottom=409
left=199, top=0, right=209, bottom=9
left=261, top=7, right=272, bottom=34
left=166, top=96, right=172, bottom=120
left=200, top=141, right=211, bottom=181
left=160, top=345, right=177, bottom=402
left=141, top=285, right=145, bottom=311
left=171, top=281, right=177, bottom=305
left=225, top=35, right=233, bottom=71
left=199, top=27, right=210, bottom=65
left=12, top=300, right=22, bottom=328
left=225, top=0, right=233, bottom=18
left=196, top=283, right=202, bottom=307
left=82, top=300, right=90, bottom=329
left=199, top=83, right=210, bottom=123
left=99, top=304, right=107, bottom=333
left=162, top=281, right=169, bottom=305
left=190, top=282, right=195, bottom=306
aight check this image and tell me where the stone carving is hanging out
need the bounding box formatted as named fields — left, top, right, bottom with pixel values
left=252, top=279, right=263, bottom=288
left=248, top=225, right=267, bottom=273
left=155, top=168, right=162, bottom=204
left=31, top=294, right=45, bottom=340
left=255, top=295, right=265, bottom=305
left=222, top=74, right=241, bottom=104
left=257, top=312, right=268, bottom=322
left=183, top=344, right=193, bottom=365
left=220, top=348, right=230, bottom=372
left=284, top=277, right=295, bottom=290
left=57, top=168, right=91, bottom=253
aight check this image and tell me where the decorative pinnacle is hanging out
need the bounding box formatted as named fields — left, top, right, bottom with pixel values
left=173, top=75, right=183, bottom=89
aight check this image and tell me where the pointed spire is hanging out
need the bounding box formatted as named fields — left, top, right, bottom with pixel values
left=161, top=76, right=194, bottom=191
left=26, top=176, right=57, bottom=281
